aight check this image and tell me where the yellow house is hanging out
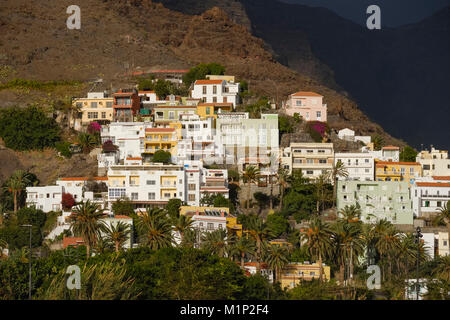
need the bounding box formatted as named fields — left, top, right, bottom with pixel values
left=226, top=215, right=243, bottom=238
left=205, top=75, right=236, bottom=82
left=143, top=127, right=178, bottom=159
left=280, top=263, right=331, bottom=289
left=73, top=92, right=114, bottom=125
left=269, top=239, right=293, bottom=248
left=180, top=206, right=242, bottom=237
left=375, top=161, right=422, bottom=186
left=196, top=103, right=233, bottom=119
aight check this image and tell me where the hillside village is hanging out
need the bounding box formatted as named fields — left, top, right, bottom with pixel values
left=0, top=65, right=449, bottom=300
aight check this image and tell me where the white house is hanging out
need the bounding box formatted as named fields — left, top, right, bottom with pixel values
left=334, top=152, right=375, bottom=181
left=216, top=113, right=279, bottom=165
left=369, top=145, right=400, bottom=162
left=281, top=143, right=334, bottom=178
left=191, top=79, right=240, bottom=107
left=100, top=122, right=150, bottom=164
left=177, top=114, right=217, bottom=162
left=411, top=177, right=450, bottom=218
left=337, top=128, right=371, bottom=145
left=438, top=231, right=449, bottom=256
left=106, top=162, right=228, bottom=209
left=26, top=186, right=63, bottom=212
left=416, top=147, right=450, bottom=177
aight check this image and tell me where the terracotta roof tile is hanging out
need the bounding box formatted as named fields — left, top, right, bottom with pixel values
left=194, top=80, right=224, bottom=85
left=416, top=182, right=450, bottom=187
left=291, top=91, right=322, bottom=97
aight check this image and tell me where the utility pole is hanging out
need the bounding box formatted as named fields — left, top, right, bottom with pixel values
left=21, top=224, right=32, bottom=300
left=415, top=227, right=423, bottom=300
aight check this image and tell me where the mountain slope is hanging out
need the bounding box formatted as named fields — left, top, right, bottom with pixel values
left=0, top=0, right=405, bottom=149
left=239, top=0, right=450, bottom=149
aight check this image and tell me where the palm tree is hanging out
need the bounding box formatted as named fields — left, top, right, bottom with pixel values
left=264, top=244, right=289, bottom=283
left=172, top=215, right=194, bottom=244
left=331, top=220, right=364, bottom=285
left=242, top=166, right=260, bottom=210
left=201, top=229, right=228, bottom=258
left=329, top=160, right=348, bottom=206
left=277, top=168, right=289, bottom=211
left=432, top=255, right=450, bottom=283
left=94, top=237, right=113, bottom=255
left=395, top=233, right=418, bottom=280
left=181, top=228, right=201, bottom=248
left=313, top=174, right=330, bottom=215
left=231, top=236, right=256, bottom=269
left=372, top=134, right=384, bottom=151
left=246, top=215, right=273, bottom=274
left=338, top=204, right=362, bottom=223
left=0, top=239, right=8, bottom=259
left=137, top=209, right=173, bottom=249
left=300, top=217, right=333, bottom=282
left=373, top=222, right=401, bottom=281
left=3, top=170, right=33, bottom=213
left=102, top=221, right=131, bottom=252
left=433, top=200, right=450, bottom=240
left=69, top=200, right=106, bottom=258
left=78, top=132, right=97, bottom=153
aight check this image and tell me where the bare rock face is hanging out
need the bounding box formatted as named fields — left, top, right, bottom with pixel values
left=0, top=0, right=408, bottom=182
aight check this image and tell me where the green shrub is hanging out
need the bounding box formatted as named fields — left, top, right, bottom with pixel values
left=55, top=141, right=72, bottom=158
left=0, top=105, right=61, bottom=151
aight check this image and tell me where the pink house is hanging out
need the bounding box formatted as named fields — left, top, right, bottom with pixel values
left=284, top=91, right=327, bottom=122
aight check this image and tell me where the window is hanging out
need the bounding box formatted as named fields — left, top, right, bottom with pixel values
left=106, top=101, right=113, bottom=108
left=148, top=193, right=155, bottom=200
left=206, top=107, right=211, bottom=115
left=213, top=97, right=217, bottom=103
left=147, top=180, right=156, bottom=185
left=319, top=159, right=326, bottom=164
left=189, top=194, right=196, bottom=202
left=365, top=159, right=369, bottom=163
left=101, top=112, right=106, bottom=118
left=306, top=170, right=313, bottom=175
left=88, top=112, right=98, bottom=119
left=169, top=111, right=175, bottom=120
left=213, top=86, right=217, bottom=94
left=296, top=100, right=302, bottom=106
left=316, top=111, right=321, bottom=118
left=109, top=188, right=126, bottom=199
left=91, top=102, right=98, bottom=108
left=131, top=193, right=138, bottom=200
left=203, top=86, right=207, bottom=94
left=203, top=123, right=208, bottom=128
left=207, top=223, right=214, bottom=230
left=188, top=184, right=196, bottom=191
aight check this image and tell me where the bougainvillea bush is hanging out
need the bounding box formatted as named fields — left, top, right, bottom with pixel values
left=306, top=121, right=330, bottom=142
left=87, top=122, right=101, bottom=134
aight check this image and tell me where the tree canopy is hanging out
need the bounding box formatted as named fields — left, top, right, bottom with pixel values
left=0, top=106, right=61, bottom=151
left=182, top=63, right=226, bottom=87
